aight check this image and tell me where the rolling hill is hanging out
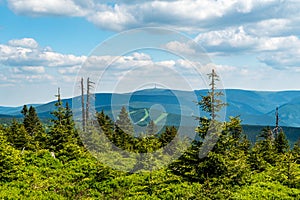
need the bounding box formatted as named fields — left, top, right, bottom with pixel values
left=1, top=89, right=300, bottom=128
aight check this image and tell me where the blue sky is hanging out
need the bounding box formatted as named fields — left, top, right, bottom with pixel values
left=1, top=0, right=300, bottom=106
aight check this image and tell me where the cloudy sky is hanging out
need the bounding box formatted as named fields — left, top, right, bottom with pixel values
left=1, top=0, right=300, bottom=106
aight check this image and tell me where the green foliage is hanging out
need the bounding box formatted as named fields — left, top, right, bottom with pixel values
left=0, top=130, right=23, bottom=182
left=6, top=119, right=33, bottom=150
left=48, top=101, right=83, bottom=160
left=232, top=181, right=300, bottom=199
left=1, top=84, right=300, bottom=199
left=116, top=106, right=134, bottom=136
left=20, top=105, right=48, bottom=149
left=275, top=130, right=289, bottom=154
left=293, top=139, right=300, bottom=164
left=198, top=70, right=227, bottom=120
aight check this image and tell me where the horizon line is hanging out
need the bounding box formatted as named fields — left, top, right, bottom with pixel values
left=2, top=87, right=300, bottom=107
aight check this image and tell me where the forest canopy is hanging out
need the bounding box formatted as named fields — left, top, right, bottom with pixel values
left=1, top=71, right=300, bottom=199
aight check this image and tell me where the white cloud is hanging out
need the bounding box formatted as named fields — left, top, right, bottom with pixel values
left=21, top=66, right=45, bottom=73
left=6, top=0, right=294, bottom=32
left=10, top=73, right=55, bottom=83
left=7, top=0, right=88, bottom=16
left=0, top=38, right=86, bottom=68
left=0, top=38, right=88, bottom=87
left=258, top=50, right=300, bottom=68
left=58, top=66, right=81, bottom=75
left=195, top=26, right=257, bottom=52
left=131, top=52, right=151, bottom=61
left=196, top=26, right=300, bottom=52
left=164, top=41, right=198, bottom=56
left=194, top=26, right=300, bottom=68
left=8, top=38, right=39, bottom=49
left=245, top=18, right=292, bottom=37
left=87, top=4, right=137, bottom=31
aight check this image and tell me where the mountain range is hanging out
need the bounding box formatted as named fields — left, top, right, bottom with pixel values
left=1, top=89, right=300, bottom=128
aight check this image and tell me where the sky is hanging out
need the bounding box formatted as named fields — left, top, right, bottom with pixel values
left=1, top=0, right=300, bottom=106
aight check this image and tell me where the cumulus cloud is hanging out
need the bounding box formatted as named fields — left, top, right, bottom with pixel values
left=0, top=38, right=86, bottom=68
left=58, top=66, right=81, bottom=75
left=6, top=0, right=300, bottom=71
left=195, top=26, right=257, bottom=52
left=192, top=25, right=300, bottom=68
left=6, top=0, right=295, bottom=32
left=21, top=66, right=45, bottom=74
left=7, top=0, right=89, bottom=16
left=0, top=38, right=87, bottom=86
left=8, top=38, right=39, bottom=49
left=164, top=41, right=198, bottom=57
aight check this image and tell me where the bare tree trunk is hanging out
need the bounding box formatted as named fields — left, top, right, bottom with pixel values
left=81, top=78, right=86, bottom=131
left=86, top=77, right=90, bottom=126
left=211, top=69, right=215, bottom=120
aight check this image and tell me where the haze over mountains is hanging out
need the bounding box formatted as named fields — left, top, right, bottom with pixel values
left=1, top=89, right=300, bottom=127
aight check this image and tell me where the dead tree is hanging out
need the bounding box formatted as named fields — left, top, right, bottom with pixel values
left=272, top=107, right=283, bottom=139
left=81, top=78, right=86, bottom=131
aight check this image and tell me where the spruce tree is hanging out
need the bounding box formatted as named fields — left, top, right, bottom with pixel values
left=7, top=119, right=33, bottom=150
left=0, top=129, right=23, bottom=181
left=21, top=105, right=47, bottom=149
left=170, top=69, right=250, bottom=185
left=292, top=139, right=300, bottom=164
left=146, top=120, right=158, bottom=136
left=115, top=106, right=134, bottom=135
left=96, top=110, right=115, bottom=143
left=274, top=130, right=289, bottom=154
left=198, top=69, right=227, bottom=120
left=22, top=106, right=43, bottom=136
left=49, top=98, right=83, bottom=159
left=249, top=127, right=277, bottom=170
left=115, top=106, right=134, bottom=150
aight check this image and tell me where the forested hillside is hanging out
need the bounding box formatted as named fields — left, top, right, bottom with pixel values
left=1, top=71, right=300, bottom=199
left=1, top=89, right=300, bottom=127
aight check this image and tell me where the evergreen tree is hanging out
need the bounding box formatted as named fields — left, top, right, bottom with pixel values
left=146, top=120, right=158, bottom=136
left=115, top=106, right=134, bottom=135
left=160, top=126, right=177, bottom=145
left=274, top=130, right=289, bottom=154
left=6, top=119, right=33, bottom=150
left=96, top=110, right=115, bottom=143
left=170, top=69, right=250, bottom=185
left=114, top=106, right=134, bottom=150
left=22, top=106, right=43, bottom=135
left=292, top=138, right=300, bottom=164
left=21, top=105, right=47, bottom=149
left=0, top=130, right=23, bottom=181
left=21, top=105, right=28, bottom=117
left=248, top=127, right=277, bottom=171
left=260, top=126, right=273, bottom=141
left=48, top=99, right=83, bottom=160
left=198, top=69, right=227, bottom=120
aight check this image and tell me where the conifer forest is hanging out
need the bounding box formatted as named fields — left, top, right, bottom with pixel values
left=1, top=71, right=300, bottom=199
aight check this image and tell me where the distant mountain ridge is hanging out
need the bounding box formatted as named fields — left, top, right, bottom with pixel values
left=1, top=89, right=300, bottom=127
